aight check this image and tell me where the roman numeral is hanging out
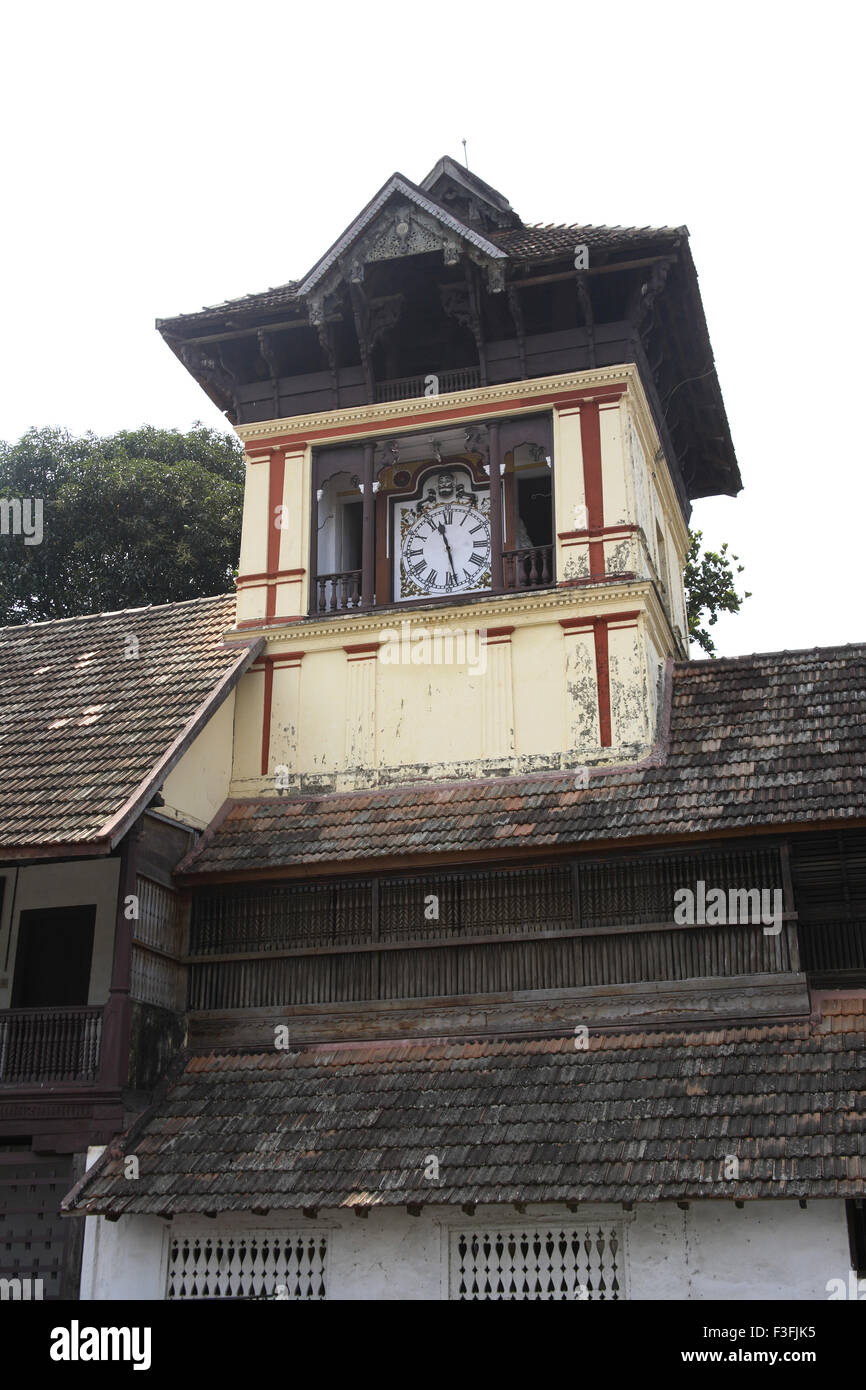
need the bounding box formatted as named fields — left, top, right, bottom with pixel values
left=468, top=554, right=484, bottom=569
left=442, top=509, right=453, bottom=525
left=407, top=546, right=423, bottom=559
left=472, top=539, right=487, bottom=552
left=462, top=569, right=473, bottom=583
left=469, top=522, right=485, bottom=534
left=426, top=569, right=438, bottom=585
left=459, top=512, right=469, bottom=526
left=410, top=562, right=426, bottom=579
left=445, top=573, right=455, bottom=589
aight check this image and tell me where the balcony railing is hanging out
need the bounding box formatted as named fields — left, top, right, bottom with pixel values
left=0, top=1006, right=102, bottom=1084
left=503, top=544, right=554, bottom=589
left=374, top=367, right=481, bottom=403
left=316, top=570, right=363, bottom=613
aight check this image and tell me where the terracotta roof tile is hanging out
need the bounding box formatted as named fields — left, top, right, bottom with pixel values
left=179, top=643, right=866, bottom=878
left=65, top=1000, right=866, bottom=1216
left=0, top=594, right=255, bottom=852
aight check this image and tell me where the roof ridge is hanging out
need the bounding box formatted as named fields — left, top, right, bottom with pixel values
left=676, top=640, right=866, bottom=670
left=0, top=590, right=235, bottom=636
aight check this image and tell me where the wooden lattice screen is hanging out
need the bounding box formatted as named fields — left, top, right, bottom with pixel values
left=166, top=1231, right=327, bottom=1300
left=450, top=1223, right=623, bottom=1300
left=187, top=845, right=793, bottom=1012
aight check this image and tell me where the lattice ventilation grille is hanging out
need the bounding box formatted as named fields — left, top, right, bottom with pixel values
left=167, top=1232, right=327, bottom=1300
left=450, top=1224, right=623, bottom=1300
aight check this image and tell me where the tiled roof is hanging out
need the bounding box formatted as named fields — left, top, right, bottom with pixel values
left=0, top=594, right=260, bottom=855
left=490, top=222, right=682, bottom=259
left=64, top=995, right=866, bottom=1215
left=157, top=225, right=680, bottom=330
left=178, top=642, right=866, bottom=878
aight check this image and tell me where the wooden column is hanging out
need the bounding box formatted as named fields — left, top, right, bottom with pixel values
left=308, top=457, right=319, bottom=616
left=487, top=420, right=504, bottom=593
left=361, top=442, right=375, bottom=608
left=97, top=825, right=139, bottom=1088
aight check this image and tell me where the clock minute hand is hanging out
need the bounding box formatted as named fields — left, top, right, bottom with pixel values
left=437, top=521, right=458, bottom=580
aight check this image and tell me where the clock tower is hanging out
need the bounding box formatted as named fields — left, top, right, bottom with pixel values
left=158, top=156, right=739, bottom=794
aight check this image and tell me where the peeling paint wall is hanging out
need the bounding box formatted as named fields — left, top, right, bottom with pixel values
left=228, top=369, right=693, bottom=796
left=229, top=593, right=671, bottom=796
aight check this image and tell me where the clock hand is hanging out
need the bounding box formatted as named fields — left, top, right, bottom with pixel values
left=437, top=522, right=458, bottom=580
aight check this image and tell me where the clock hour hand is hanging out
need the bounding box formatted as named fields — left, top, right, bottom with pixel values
left=437, top=521, right=458, bottom=580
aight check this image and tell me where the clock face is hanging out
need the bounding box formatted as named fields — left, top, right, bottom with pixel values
left=395, top=495, right=492, bottom=600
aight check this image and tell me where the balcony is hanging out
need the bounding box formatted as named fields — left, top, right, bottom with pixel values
left=0, top=1006, right=102, bottom=1084
left=374, top=367, right=481, bottom=404
left=503, top=544, right=554, bottom=590
left=315, top=570, right=363, bottom=613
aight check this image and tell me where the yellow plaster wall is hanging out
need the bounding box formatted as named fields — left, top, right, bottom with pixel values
left=275, top=445, right=311, bottom=618
left=230, top=595, right=660, bottom=796
left=227, top=368, right=691, bottom=795
left=599, top=402, right=628, bottom=525
left=236, top=454, right=272, bottom=625
left=161, top=690, right=236, bottom=831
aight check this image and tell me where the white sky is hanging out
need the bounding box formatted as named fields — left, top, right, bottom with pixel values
left=2, top=1, right=863, bottom=658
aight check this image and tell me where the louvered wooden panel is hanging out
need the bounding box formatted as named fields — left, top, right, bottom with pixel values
left=379, top=865, right=572, bottom=942
left=791, top=831, right=866, bottom=978
left=135, top=877, right=180, bottom=953
left=188, top=953, right=376, bottom=1011
left=186, top=844, right=798, bottom=1012
left=190, top=880, right=374, bottom=956
left=579, top=923, right=791, bottom=986
left=577, top=846, right=783, bottom=930
left=377, top=938, right=582, bottom=1000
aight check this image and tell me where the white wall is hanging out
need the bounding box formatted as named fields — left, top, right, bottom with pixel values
left=80, top=1213, right=168, bottom=1301
left=78, top=1199, right=854, bottom=1301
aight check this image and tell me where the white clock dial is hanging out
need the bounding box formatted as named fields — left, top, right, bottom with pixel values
left=397, top=500, right=492, bottom=599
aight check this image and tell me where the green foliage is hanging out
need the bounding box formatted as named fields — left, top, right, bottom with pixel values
left=685, top=529, right=751, bottom=656
left=0, top=425, right=245, bottom=625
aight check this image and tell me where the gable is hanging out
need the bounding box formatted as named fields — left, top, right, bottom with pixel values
left=297, top=173, right=507, bottom=305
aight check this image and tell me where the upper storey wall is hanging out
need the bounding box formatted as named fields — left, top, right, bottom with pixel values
left=232, top=364, right=689, bottom=649
left=222, top=365, right=689, bottom=796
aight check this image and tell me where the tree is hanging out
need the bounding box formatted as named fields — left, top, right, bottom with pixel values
left=685, top=529, right=751, bottom=656
left=0, top=425, right=245, bottom=625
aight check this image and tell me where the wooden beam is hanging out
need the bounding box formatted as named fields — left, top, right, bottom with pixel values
left=510, top=254, right=676, bottom=289
left=163, top=316, right=315, bottom=347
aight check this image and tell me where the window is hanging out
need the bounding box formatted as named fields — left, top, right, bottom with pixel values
left=449, top=1222, right=624, bottom=1300
left=11, top=906, right=95, bottom=1008
left=167, top=1230, right=328, bottom=1300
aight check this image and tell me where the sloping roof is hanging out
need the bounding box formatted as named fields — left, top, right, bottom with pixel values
left=296, top=173, right=506, bottom=298
left=156, top=223, right=681, bottom=332
left=64, top=995, right=866, bottom=1216
left=177, top=642, right=866, bottom=880
left=0, top=594, right=262, bottom=857
left=490, top=222, right=682, bottom=260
